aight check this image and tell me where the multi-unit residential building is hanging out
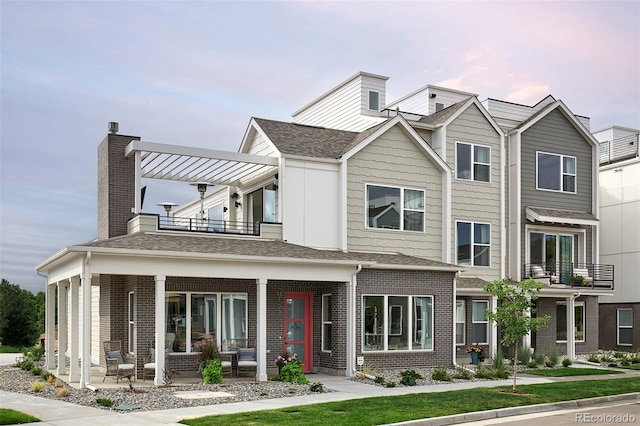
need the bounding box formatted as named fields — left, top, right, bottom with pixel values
left=36, top=71, right=614, bottom=388
left=595, top=125, right=640, bottom=350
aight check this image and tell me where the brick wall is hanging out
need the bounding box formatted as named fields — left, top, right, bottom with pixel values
left=599, top=302, right=640, bottom=351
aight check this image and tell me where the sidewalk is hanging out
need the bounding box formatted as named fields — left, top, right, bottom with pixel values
left=2, top=354, right=640, bottom=425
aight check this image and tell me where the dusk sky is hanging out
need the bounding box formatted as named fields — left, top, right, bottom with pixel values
left=1, top=1, right=639, bottom=293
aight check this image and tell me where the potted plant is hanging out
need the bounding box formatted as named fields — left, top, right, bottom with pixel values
left=466, top=344, right=484, bottom=365
left=274, top=349, right=292, bottom=375
left=196, top=336, right=220, bottom=376
left=571, top=274, right=585, bottom=286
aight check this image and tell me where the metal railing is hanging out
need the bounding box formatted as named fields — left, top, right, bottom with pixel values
left=159, top=216, right=260, bottom=235
left=599, top=134, right=639, bottom=165
left=523, top=262, right=614, bottom=290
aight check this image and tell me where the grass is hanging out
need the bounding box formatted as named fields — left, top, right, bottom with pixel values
left=622, top=364, right=640, bottom=371
left=0, top=346, right=22, bottom=354
left=521, top=367, right=623, bottom=377
left=0, top=408, right=40, bottom=425
left=179, top=377, right=640, bottom=426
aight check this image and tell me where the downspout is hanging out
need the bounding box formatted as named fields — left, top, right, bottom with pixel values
left=349, top=264, right=362, bottom=376
left=452, top=271, right=459, bottom=367
left=36, top=271, right=51, bottom=368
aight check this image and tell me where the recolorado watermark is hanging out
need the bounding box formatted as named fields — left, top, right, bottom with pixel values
left=576, top=413, right=637, bottom=423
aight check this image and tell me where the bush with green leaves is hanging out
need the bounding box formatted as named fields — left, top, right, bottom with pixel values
left=309, top=382, right=324, bottom=392
left=431, top=365, right=452, bottom=382
left=30, top=367, right=43, bottom=376
left=518, top=346, right=532, bottom=365
left=279, top=357, right=308, bottom=384
left=491, top=355, right=509, bottom=379
left=400, top=369, right=424, bottom=386
left=562, top=358, right=572, bottom=367
left=19, top=359, right=34, bottom=371
left=473, top=364, right=495, bottom=379
left=385, top=380, right=396, bottom=387
left=96, top=398, right=114, bottom=407
left=202, top=359, right=223, bottom=385
left=587, top=352, right=600, bottom=363
left=534, top=352, right=545, bottom=366
left=453, top=365, right=473, bottom=380
left=374, top=375, right=385, bottom=384
left=527, top=360, right=539, bottom=369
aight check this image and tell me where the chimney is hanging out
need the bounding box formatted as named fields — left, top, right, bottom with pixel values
left=97, top=123, right=141, bottom=240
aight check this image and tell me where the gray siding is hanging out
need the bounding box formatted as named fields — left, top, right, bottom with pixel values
left=520, top=109, right=594, bottom=264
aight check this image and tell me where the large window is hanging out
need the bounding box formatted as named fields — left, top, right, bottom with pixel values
left=455, top=300, right=465, bottom=345
left=366, top=184, right=424, bottom=232
left=456, top=221, right=491, bottom=266
left=322, top=294, right=332, bottom=352
left=363, top=295, right=433, bottom=351
left=456, top=142, right=490, bottom=182
left=617, top=309, right=633, bottom=346
left=537, top=152, right=576, bottom=193
left=128, top=292, right=135, bottom=353
left=165, top=292, right=247, bottom=353
left=245, top=184, right=276, bottom=224
left=472, top=300, right=488, bottom=344
left=556, top=302, right=585, bottom=342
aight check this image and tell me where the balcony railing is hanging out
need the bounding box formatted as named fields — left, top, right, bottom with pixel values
left=159, top=216, right=260, bottom=236
left=524, top=262, right=614, bottom=290
left=599, top=134, right=639, bottom=165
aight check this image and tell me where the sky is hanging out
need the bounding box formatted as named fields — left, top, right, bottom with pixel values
left=1, top=1, right=639, bottom=294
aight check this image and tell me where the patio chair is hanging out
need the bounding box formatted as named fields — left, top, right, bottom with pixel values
left=236, top=347, right=257, bottom=377
left=103, top=340, right=135, bottom=383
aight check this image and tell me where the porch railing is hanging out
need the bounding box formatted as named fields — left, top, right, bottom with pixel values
left=599, top=133, right=639, bottom=165
left=523, top=262, right=614, bottom=290
left=159, top=216, right=261, bottom=236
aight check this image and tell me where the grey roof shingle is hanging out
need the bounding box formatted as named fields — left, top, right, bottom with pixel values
left=527, top=206, right=598, bottom=222
left=418, top=98, right=471, bottom=126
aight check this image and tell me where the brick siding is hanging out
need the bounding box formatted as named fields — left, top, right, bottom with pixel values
left=599, top=302, right=640, bottom=351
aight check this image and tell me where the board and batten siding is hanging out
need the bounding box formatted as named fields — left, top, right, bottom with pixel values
left=446, top=104, right=502, bottom=281
left=520, top=108, right=594, bottom=263
left=346, top=125, right=443, bottom=259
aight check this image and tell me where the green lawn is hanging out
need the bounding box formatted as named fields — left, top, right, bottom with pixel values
left=180, top=377, right=640, bottom=426
left=0, top=408, right=40, bottom=425
left=0, top=346, right=22, bottom=354
left=522, top=367, right=623, bottom=377
left=622, top=364, right=640, bottom=371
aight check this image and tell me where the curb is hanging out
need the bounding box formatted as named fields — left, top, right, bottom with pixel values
left=394, top=392, right=640, bottom=425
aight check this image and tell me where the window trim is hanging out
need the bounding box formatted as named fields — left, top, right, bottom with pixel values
left=536, top=151, right=577, bottom=194
left=455, top=142, right=491, bottom=183
left=365, top=183, right=425, bottom=233
left=455, top=300, right=466, bottom=346
left=321, top=294, right=332, bottom=352
left=128, top=292, right=135, bottom=354
left=455, top=220, right=491, bottom=267
left=556, top=301, right=585, bottom=343
left=471, top=300, right=489, bottom=345
left=368, top=90, right=380, bottom=111
left=361, top=294, right=433, bottom=352
left=617, top=308, right=633, bottom=346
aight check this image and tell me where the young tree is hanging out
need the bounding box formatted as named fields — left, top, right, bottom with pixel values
left=0, top=279, right=40, bottom=347
left=483, top=278, right=550, bottom=392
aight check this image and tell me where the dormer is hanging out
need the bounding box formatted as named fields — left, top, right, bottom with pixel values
left=291, top=71, right=388, bottom=132
left=386, top=84, right=477, bottom=117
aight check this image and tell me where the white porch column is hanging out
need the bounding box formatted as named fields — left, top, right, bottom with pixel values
left=256, top=278, right=267, bottom=382
left=57, top=282, right=67, bottom=376
left=523, top=298, right=532, bottom=351
left=346, top=279, right=355, bottom=376
left=80, top=270, right=92, bottom=387
left=68, top=276, right=80, bottom=382
left=45, top=283, right=56, bottom=369
left=490, top=296, right=498, bottom=359
left=567, top=296, right=576, bottom=360
left=154, top=275, right=166, bottom=385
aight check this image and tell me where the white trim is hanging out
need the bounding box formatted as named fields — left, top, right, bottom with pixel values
left=471, top=300, right=489, bottom=345
left=321, top=293, right=332, bottom=352
left=368, top=90, right=380, bottom=111
left=617, top=308, right=633, bottom=346
left=535, top=151, right=577, bottom=194
left=128, top=291, right=135, bottom=354
left=364, top=183, right=426, bottom=233
left=455, top=141, right=491, bottom=183
left=455, top=220, right=492, bottom=268
left=556, top=301, right=585, bottom=343
left=525, top=225, right=586, bottom=266
left=455, top=300, right=465, bottom=346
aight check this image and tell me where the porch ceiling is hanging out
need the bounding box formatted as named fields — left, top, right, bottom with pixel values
left=125, top=140, right=278, bottom=186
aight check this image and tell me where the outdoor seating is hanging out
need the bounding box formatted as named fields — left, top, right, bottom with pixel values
left=103, top=340, right=135, bottom=383
left=236, top=347, right=257, bottom=377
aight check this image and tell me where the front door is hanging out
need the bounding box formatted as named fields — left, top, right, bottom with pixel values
left=283, top=292, right=313, bottom=371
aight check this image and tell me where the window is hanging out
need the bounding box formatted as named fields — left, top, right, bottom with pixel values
left=556, top=302, right=585, bottom=342
left=456, top=221, right=491, bottom=266
left=537, top=152, right=576, bottom=193
left=435, top=102, right=444, bottom=112
left=472, top=300, right=488, bottom=344
left=322, top=294, right=332, bottom=352
left=363, top=295, right=433, bottom=351
left=207, top=203, right=224, bottom=232
left=128, top=292, right=135, bottom=353
left=369, top=91, right=379, bottom=111
left=617, top=309, right=633, bottom=346
left=456, top=142, right=490, bottom=182
left=456, top=300, right=465, bottom=345
left=366, top=184, right=424, bottom=232
left=245, top=184, right=276, bottom=224
left=165, top=292, right=247, bottom=353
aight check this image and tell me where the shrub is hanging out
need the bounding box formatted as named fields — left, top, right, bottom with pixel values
left=518, top=346, right=532, bottom=365
left=54, top=379, right=63, bottom=388
left=547, top=349, right=560, bottom=367
left=534, top=352, right=545, bottom=366
left=45, top=374, right=55, bottom=384
left=400, top=369, right=424, bottom=386
left=57, top=387, right=68, bottom=397
left=452, top=365, right=473, bottom=380
left=527, top=360, right=539, bottom=368
left=614, top=351, right=626, bottom=359
left=30, top=347, right=44, bottom=361
left=374, top=375, right=385, bottom=384
left=31, top=381, right=46, bottom=392
left=96, top=398, right=114, bottom=407
left=491, top=356, right=509, bottom=379
left=431, top=365, right=452, bottom=382
left=279, top=357, right=308, bottom=384
left=385, top=381, right=396, bottom=387
left=20, top=360, right=34, bottom=371
left=600, top=351, right=615, bottom=363
left=309, top=382, right=324, bottom=393
left=474, top=364, right=494, bottom=379
left=31, top=367, right=43, bottom=376
left=202, top=359, right=223, bottom=385
left=587, top=353, right=600, bottom=363
left=562, top=358, right=572, bottom=367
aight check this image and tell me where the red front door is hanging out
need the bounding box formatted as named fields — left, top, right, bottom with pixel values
left=283, top=292, right=313, bottom=371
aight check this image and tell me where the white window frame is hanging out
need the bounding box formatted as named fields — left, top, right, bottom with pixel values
left=617, top=308, right=633, bottom=346
left=455, top=300, right=465, bottom=346
left=322, top=294, right=332, bottom=352
left=361, top=295, right=433, bottom=352
left=128, top=292, right=135, bottom=353
left=456, top=142, right=491, bottom=183
left=368, top=90, right=380, bottom=111
left=472, top=300, right=489, bottom=345
left=556, top=301, right=585, bottom=343
left=456, top=221, right=491, bottom=267
left=365, top=184, right=425, bottom=232
left=536, top=151, right=577, bottom=194
left=435, top=102, right=445, bottom=112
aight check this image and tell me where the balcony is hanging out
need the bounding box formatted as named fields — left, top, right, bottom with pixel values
left=599, top=133, right=639, bottom=165
left=524, top=262, right=614, bottom=290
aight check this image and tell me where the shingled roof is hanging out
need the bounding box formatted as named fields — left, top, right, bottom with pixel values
left=418, top=98, right=472, bottom=126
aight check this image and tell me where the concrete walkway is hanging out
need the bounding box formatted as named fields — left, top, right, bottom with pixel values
left=2, top=352, right=640, bottom=425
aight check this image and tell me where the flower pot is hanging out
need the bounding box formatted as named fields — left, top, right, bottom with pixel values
left=470, top=352, right=479, bottom=365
